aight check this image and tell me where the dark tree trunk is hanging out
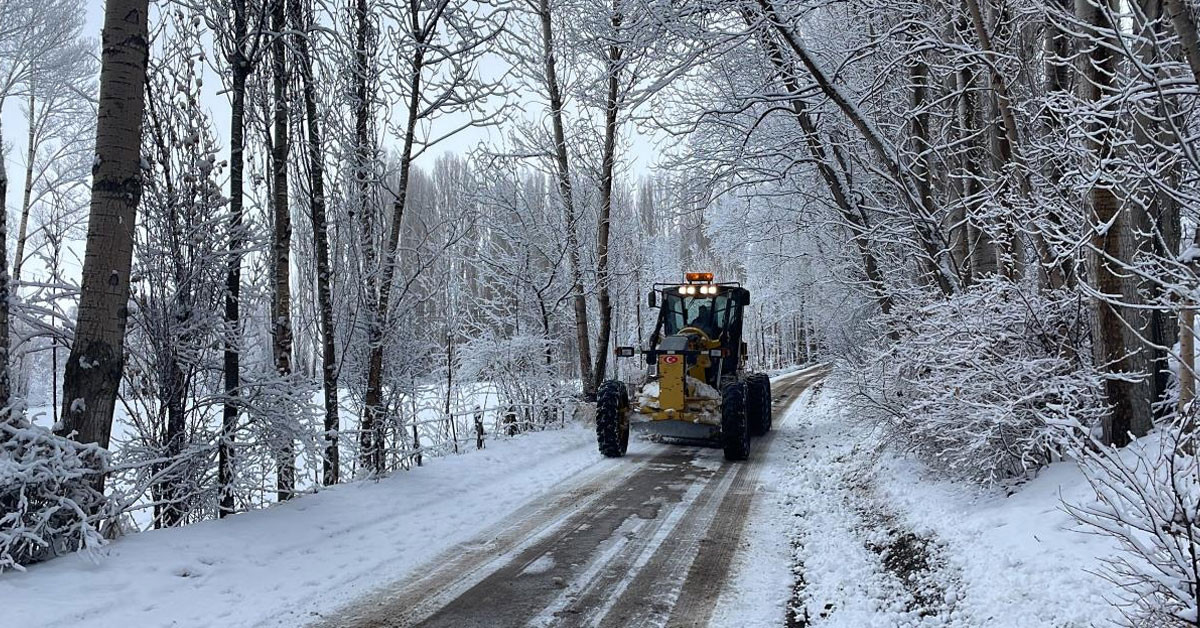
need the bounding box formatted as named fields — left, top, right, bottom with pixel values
left=220, top=0, right=251, bottom=517
left=538, top=0, right=594, bottom=399
left=591, top=0, right=623, bottom=393
left=353, top=0, right=383, bottom=473
left=14, top=88, right=35, bottom=289
left=751, top=22, right=895, bottom=326
left=361, top=42, right=424, bottom=475
left=1079, top=0, right=1151, bottom=445
left=293, top=0, right=340, bottom=486
left=0, top=126, right=9, bottom=421
left=270, top=0, right=295, bottom=502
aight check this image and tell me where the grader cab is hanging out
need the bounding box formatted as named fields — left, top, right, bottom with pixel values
left=595, top=272, right=772, bottom=461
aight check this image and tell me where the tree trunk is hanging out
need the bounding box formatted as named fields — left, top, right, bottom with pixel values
left=270, top=0, right=295, bottom=503
left=0, top=124, right=9, bottom=420
left=956, top=61, right=995, bottom=281
left=1163, top=0, right=1200, bottom=85
left=751, top=22, right=896, bottom=326
left=57, top=1, right=150, bottom=494
left=538, top=0, right=594, bottom=398
left=293, top=0, right=340, bottom=486
left=160, top=357, right=186, bottom=527
left=353, top=0, right=383, bottom=473
left=14, top=88, right=35, bottom=289
left=591, top=0, right=623, bottom=393
left=361, top=44, right=424, bottom=475
left=1181, top=307, right=1195, bottom=413
left=1079, top=0, right=1150, bottom=446
left=1132, top=0, right=1181, bottom=419
left=1040, top=0, right=1078, bottom=289
left=220, top=0, right=251, bottom=517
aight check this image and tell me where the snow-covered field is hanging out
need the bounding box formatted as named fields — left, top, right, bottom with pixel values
left=1, top=424, right=612, bottom=628
left=715, top=381, right=1120, bottom=627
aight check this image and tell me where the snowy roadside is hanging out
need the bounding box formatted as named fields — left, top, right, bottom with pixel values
left=1, top=424, right=610, bottom=628
left=714, top=378, right=1121, bottom=627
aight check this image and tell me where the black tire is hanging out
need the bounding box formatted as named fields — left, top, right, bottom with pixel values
left=596, top=380, right=630, bottom=457
left=747, top=373, right=772, bottom=436
left=721, top=381, right=750, bottom=461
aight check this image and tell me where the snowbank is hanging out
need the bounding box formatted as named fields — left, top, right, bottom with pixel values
left=713, top=380, right=1120, bottom=627
left=0, top=424, right=607, bottom=627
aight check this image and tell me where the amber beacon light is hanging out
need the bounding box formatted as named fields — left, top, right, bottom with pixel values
left=685, top=271, right=714, bottom=283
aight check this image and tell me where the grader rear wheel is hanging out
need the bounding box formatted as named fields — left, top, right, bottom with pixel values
left=596, top=380, right=629, bottom=457
left=721, top=381, right=750, bottom=461
left=747, top=373, right=772, bottom=436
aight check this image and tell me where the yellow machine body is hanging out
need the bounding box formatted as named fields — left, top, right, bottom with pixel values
left=634, top=332, right=722, bottom=426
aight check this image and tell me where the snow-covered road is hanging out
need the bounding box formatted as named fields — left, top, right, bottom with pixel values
left=327, top=369, right=824, bottom=627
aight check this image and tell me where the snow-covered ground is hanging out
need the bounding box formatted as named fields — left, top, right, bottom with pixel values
left=714, top=380, right=1121, bottom=627
left=2, top=371, right=1122, bottom=627
left=1, top=424, right=613, bottom=628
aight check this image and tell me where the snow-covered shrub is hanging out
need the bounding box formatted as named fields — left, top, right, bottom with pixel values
left=0, top=417, right=108, bottom=571
left=1065, top=418, right=1200, bottom=627
left=849, top=279, right=1105, bottom=482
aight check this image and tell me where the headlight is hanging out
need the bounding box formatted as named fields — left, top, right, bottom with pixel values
left=686, top=286, right=697, bottom=295
left=678, top=286, right=688, bottom=295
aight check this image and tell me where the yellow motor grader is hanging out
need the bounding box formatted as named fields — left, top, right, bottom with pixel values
left=595, top=272, right=771, bottom=461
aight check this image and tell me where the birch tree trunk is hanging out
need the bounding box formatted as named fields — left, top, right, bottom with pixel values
left=57, top=0, right=150, bottom=492
left=293, top=0, right=340, bottom=486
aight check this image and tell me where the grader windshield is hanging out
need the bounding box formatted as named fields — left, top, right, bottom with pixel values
left=651, top=283, right=750, bottom=379
left=660, top=291, right=740, bottom=339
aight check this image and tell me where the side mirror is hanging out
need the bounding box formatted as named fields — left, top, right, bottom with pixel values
left=735, top=289, right=750, bottom=306
left=616, top=346, right=636, bottom=358
left=648, top=291, right=658, bottom=308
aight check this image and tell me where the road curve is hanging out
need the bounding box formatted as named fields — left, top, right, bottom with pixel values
left=323, top=369, right=824, bottom=628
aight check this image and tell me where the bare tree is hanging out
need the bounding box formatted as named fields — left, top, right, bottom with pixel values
left=357, top=0, right=507, bottom=473
left=209, top=0, right=273, bottom=516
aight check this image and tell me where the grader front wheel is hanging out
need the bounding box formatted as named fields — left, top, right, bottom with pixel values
left=596, top=380, right=630, bottom=457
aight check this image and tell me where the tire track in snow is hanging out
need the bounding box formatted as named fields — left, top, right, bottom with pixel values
left=323, top=370, right=822, bottom=628
left=780, top=384, right=962, bottom=627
